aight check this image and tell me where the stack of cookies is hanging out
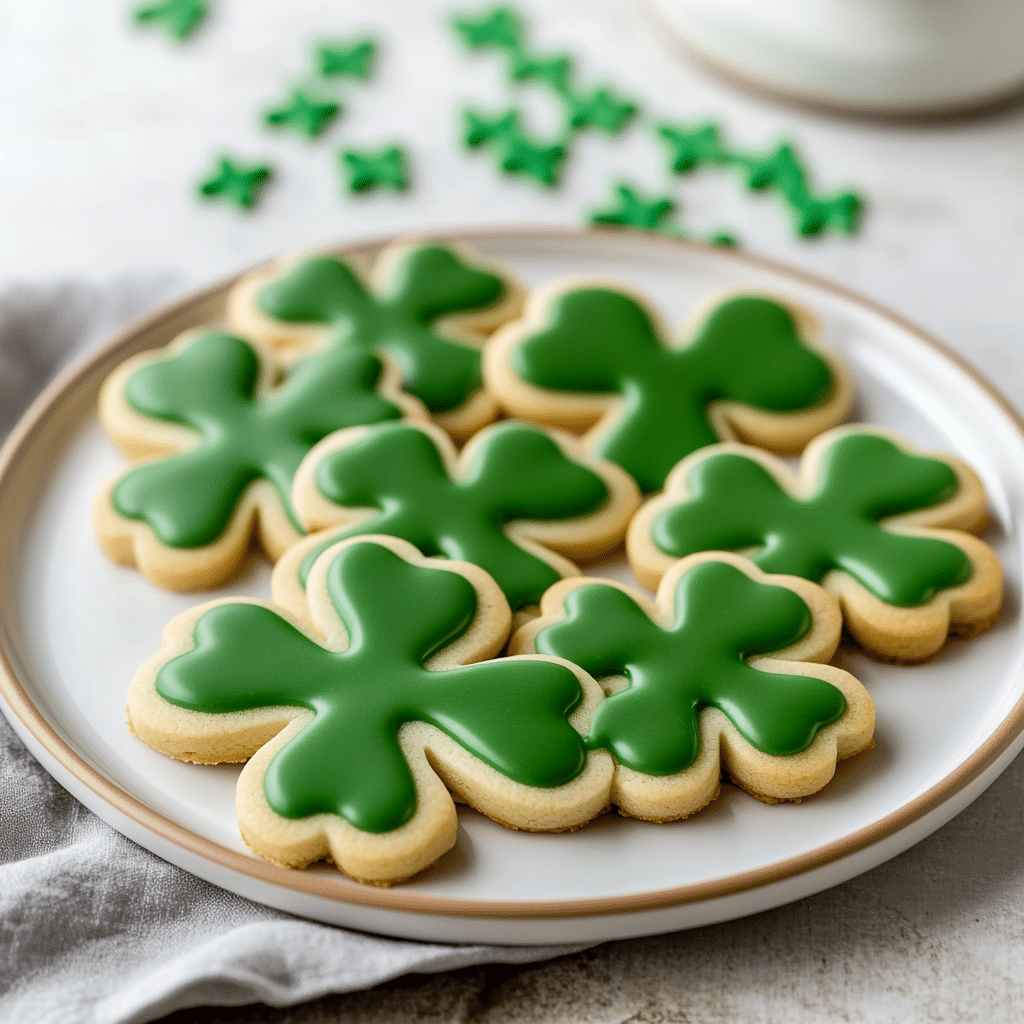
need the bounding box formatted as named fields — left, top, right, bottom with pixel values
left=94, top=240, right=1002, bottom=885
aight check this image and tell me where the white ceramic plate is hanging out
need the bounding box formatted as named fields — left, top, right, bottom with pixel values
left=2, top=229, right=1023, bottom=946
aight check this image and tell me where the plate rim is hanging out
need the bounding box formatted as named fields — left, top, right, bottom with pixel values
left=2, top=225, right=1023, bottom=921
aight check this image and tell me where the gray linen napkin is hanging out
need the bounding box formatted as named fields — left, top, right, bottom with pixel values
left=0, top=281, right=587, bottom=1024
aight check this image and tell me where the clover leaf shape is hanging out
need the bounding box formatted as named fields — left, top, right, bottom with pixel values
left=512, top=552, right=874, bottom=821
left=629, top=427, right=1003, bottom=662
left=485, top=283, right=852, bottom=492
left=128, top=536, right=612, bottom=883
left=96, top=330, right=421, bottom=590
left=275, top=420, right=638, bottom=616
left=227, top=241, right=523, bottom=438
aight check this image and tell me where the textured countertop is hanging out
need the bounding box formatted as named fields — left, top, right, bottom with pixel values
left=3, top=1, right=1024, bottom=1020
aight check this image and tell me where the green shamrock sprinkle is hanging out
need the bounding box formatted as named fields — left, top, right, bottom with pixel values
left=296, top=422, right=610, bottom=610
left=563, top=87, right=637, bottom=133
left=464, top=109, right=518, bottom=147
left=112, top=334, right=403, bottom=548
left=508, top=50, right=573, bottom=90
left=463, top=108, right=566, bottom=186
left=590, top=182, right=739, bottom=247
left=737, top=143, right=862, bottom=236
left=533, top=560, right=846, bottom=774
left=591, top=183, right=677, bottom=233
left=650, top=432, right=972, bottom=607
left=658, top=122, right=863, bottom=237
left=157, top=541, right=588, bottom=832
left=197, top=158, right=272, bottom=210
left=340, top=146, right=409, bottom=192
left=317, top=38, right=377, bottom=79
left=134, top=0, right=208, bottom=41
left=658, top=122, right=730, bottom=172
left=452, top=7, right=524, bottom=50
left=264, top=90, right=340, bottom=139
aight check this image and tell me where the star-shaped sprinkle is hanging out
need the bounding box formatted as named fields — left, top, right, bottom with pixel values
left=316, top=38, right=377, bottom=79
left=197, top=157, right=273, bottom=209
left=452, top=7, right=524, bottom=50
left=264, top=90, right=340, bottom=139
left=591, top=183, right=676, bottom=232
left=658, top=122, right=730, bottom=172
left=736, top=143, right=863, bottom=236
left=463, top=109, right=518, bottom=147
left=564, top=87, right=637, bottom=133
left=500, top=131, right=566, bottom=186
left=463, top=108, right=566, bottom=186
left=508, top=51, right=572, bottom=90
left=134, top=0, right=208, bottom=41
left=340, top=146, right=409, bottom=192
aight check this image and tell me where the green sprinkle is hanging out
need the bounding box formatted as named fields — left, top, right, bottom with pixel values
left=134, top=0, right=208, bottom=41
left=198, top=158, right=273, bottom=209
left=264, top=90, right=340, bottom=139
left=340, top=146, right=409, bottom=192
left=317, top=38, right=377, bottom=79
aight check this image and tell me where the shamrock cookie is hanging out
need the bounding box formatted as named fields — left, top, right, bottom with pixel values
left=127, top=535, right=613, bottom=884
left=273, top=420, right=640, bottom=619
left=628, top=426, right=1003, bottom=662
left=95, top=329, right=423, bottom=591
left=484, top=283, right=853, bottom=492
left=511, top=552, right=875, bottom=819
left=227, top=240, right=524, bottom=439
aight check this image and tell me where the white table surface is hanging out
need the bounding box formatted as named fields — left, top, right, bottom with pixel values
left=4, top=1, right=1024, bottom=1020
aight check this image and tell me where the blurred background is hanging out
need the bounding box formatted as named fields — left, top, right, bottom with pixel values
left=4, top=2, right=1024, bottom=1021
left=3, top=0, right=1023, bottom=384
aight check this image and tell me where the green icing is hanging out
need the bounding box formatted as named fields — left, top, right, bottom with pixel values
left=651, top=432, right=972, bottom=608
left=256, top=245, right=506, bottom=414
left=534, top=561, right=846, bottom=775
left=513, top=289, right=834, bottom=492
left=112, top=333, right=401, bottom=549
left=297, top=421, right=609, bottom=610
left=156, top=542, right=587, bottom=833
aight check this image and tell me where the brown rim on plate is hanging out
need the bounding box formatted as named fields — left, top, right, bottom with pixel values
left=1, top=227, right=1022, bottom=920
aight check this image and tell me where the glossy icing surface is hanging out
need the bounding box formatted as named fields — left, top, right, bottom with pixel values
left=299, top=421, right=609, bottom=609
left=113, top=333, right=401, bottom=548
left=534, top=561, right=846, bottom=775
left=513, top=290, right=834, bottom=492
left=157, top=542, right=588, bottom=832
left=652, top=433, right=972, bottom=606
left=256, top=245, right=507, bottom=413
